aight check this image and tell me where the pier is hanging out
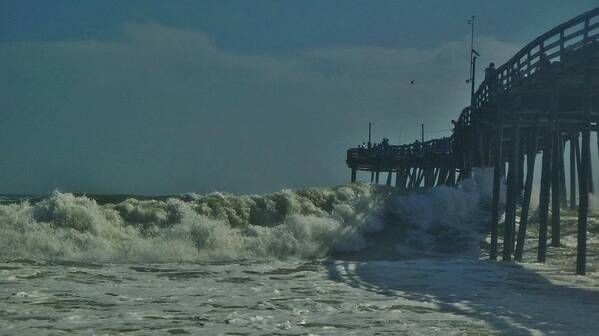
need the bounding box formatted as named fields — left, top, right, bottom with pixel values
left=346, top=7, right=599, bottom=274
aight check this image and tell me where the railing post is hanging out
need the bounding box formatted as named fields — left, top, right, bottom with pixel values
left=583, top=18, right=590, bottom=44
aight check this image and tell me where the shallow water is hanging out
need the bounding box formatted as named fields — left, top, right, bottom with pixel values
left=2, top=256, right=599, bottom=335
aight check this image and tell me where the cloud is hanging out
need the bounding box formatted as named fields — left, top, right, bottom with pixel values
left=0, top=22, right=520, bottom=194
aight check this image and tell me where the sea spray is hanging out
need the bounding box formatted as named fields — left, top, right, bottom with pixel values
left=0, top=169, right=495, bottom=262
left=389, top=168, right=496, bottom=255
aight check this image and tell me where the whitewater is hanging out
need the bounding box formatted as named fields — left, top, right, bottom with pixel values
left=2, top=169, right=599, bottom=335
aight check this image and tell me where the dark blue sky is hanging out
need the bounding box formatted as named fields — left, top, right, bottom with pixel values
left=1, top=1, right=597, bottom=194
left=3, top=1, right=596, bottom=49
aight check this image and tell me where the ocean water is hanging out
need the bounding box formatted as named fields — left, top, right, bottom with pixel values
left=2, top=170, right=599, bottom=335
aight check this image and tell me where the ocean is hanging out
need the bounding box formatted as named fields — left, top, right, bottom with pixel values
left=2, top=170, right=599, bottom=335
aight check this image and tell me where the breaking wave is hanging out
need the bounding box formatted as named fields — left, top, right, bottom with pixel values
left=0, top=169, right=493, bottom=263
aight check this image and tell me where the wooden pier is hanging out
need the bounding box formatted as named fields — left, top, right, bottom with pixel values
left=346, top=7, right=599, bottom=274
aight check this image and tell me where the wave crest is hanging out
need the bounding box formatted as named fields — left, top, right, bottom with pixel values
left=0, top=170, right=493, bottom=262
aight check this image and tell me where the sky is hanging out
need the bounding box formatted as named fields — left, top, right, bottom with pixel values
left=1, top=0, right=597, bottom=195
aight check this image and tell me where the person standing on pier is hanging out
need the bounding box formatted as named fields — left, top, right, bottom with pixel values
left=485, top=62, right=499, bottom=92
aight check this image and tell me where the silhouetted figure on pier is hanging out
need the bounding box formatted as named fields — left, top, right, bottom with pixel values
left=485, top=62, right=499, bottom=92
left=370, top=138, right=391, bottom=158
left=539, top=52, right=551, bottom=73
left=451, top=119, right=458, bottom=132
left=508, top=66, right=521, bottom=84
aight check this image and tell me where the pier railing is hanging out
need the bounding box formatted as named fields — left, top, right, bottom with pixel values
left=346, top=136, right=454, bottom=170
left=473, top=7, right=599, bottom=110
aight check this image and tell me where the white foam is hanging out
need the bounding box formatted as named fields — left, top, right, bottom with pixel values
left=0, top=170, right=494, bottom=262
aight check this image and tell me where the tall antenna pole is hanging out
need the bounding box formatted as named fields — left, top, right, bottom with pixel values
left=421, top=124, right=424, bottom=142
left=469, top=16, right=475, bottom=83
left=468, top=16, right=478, bottom=112
left=368, top=122, right=372, bottom=148
left=471, top=54, right=477, bottom=110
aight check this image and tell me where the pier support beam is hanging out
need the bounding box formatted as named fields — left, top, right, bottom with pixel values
left=409, top=168, right=418, bottom=188
left=416, top=168, right=424, bottom=187
left=490, top=110, right=504, bottom=261
left=436, top=168, right=448, bottom=187
left=577, top=73, right=592, bottom=275
left=570, top=135, right=578, bottom=210
left=433, top=168, right=441, bottom=186
left=551, top=127, right=561, bottom=247
left=351, top=168, right=357, bottom=183
left=518, top=145, right=525, bottom=204
left=515, top=122, right=539, bottom=261
left=446, top=166, right=456, bottom=186
left=590, top=155, right=595, bottom=194
left=424, top=167, right=434, bottom=187
left=395, top=169, right=403, bottom=188
left=503, top=114, right=520, bottom=261
left=560, top=138, right=567, bottom=208
left=578, top=130, right=589, bottom=275
left=538, top=128, right=553, bottom=263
